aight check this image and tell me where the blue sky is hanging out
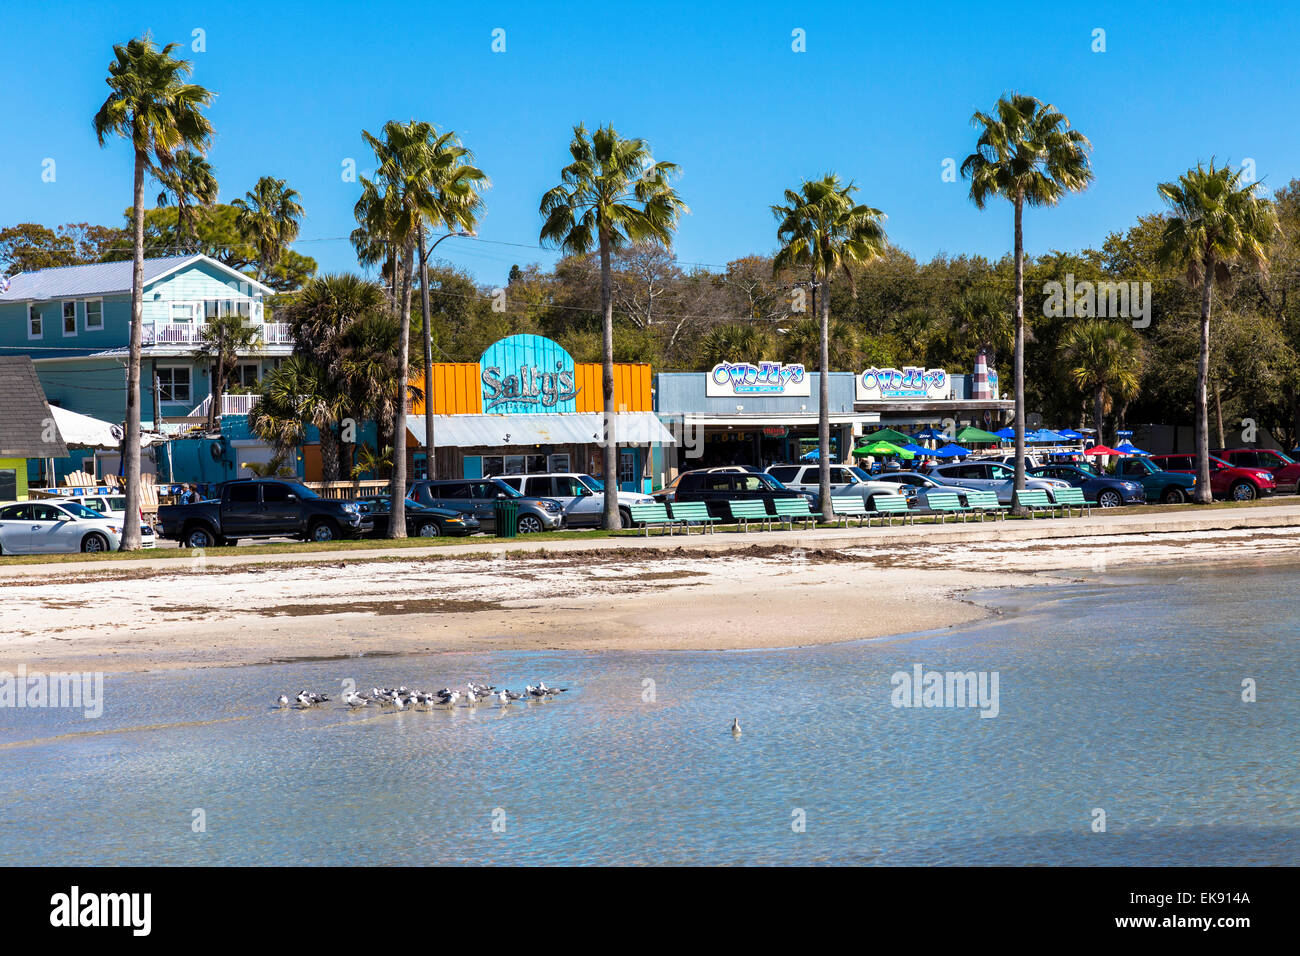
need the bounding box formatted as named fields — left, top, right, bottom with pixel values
left=3, top=1, right=1298, bottom=285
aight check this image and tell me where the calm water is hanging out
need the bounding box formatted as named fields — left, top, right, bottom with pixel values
left=1, top=560, right=1297, bottom=866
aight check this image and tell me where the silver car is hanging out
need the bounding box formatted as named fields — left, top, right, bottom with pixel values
left=764, top=463, right=901, bottom=508
left=872, top=471, right=972, bottom=508
left=927, top=460, right=1070, bottom=504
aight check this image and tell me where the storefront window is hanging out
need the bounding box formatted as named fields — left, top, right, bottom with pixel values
left=483, top=456, right=504, bottom=476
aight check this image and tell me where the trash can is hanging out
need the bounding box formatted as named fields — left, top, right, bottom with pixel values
left=493, top=498, right=519, bottom=538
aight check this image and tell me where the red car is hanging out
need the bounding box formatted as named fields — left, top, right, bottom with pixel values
left=1214, top=448, right=1300, bottom=494
left=1148, top=453, right=1277, bottom=501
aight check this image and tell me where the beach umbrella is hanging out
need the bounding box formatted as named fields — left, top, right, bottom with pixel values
left=955, top=425, right=1003, bottom=444
left=913, top=427, right=947, bottom=441
left=858, top=427, right=915, bottom=445
left=1056, top=428, right=1083, bottom=439
left=932, top=443, right=971, bottom=458
left=1081, top=445, right=1122, bottom=456
left=899, top=442, right=929, bottom=456
left=800, top=448, right=821, bottom=461
left=854, top=440, right=915, bottom=460
left=1115, top=442, right=1149, bottom=456
left=994, top=426, right=1016, bottom=439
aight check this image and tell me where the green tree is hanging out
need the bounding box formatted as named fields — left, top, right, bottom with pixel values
left=1156, top=161, right=1279, bottom=501
left=94, top=33, right=214, bottom=549
left=772, top=174, right=887, bottom=516
left=232, top=176, right=304, bottom=282
left=541, top=124, right=686, bottom=529
left=154, top=149, right=218, bottom=252
left=962, top=93, right=1093, bottom=500
left=194, top=313, right=263, bottom=430
left=1059, top=318, right=1144, bottom=442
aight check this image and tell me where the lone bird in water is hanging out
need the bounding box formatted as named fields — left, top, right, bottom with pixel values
left=730, top=718, right=742, bottom=737
left=276, top=695, right=289, bottom=708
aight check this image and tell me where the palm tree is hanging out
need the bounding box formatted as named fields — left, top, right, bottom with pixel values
left=541, top=124, right=687, bottom=529
left=772, top=174, right=887, bottom=517
left=232, top=176, right=304, bottom=282
left=778, top=316, right=862, bottom=371
left=249, top=355, right=348, bottom=481
left=699, top=323, right=775, bottom=368
left=1156, top=161, right=1279, bottom=502
left=338, top=308, right=425, bottom=468
left=962, top=93, right=1092, bottom=503
left=952, top=287, right=1013, bottom=369
left=155, top=149, right=218, bottom=252
left=194, top=314, right=262, bottom=430
left=94, top=34, right=214, bottom=550
left=1059, top=318, right=1144, bottom=442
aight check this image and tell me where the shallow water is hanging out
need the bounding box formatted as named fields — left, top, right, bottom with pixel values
left=1, top=560, right=1296, bottom=865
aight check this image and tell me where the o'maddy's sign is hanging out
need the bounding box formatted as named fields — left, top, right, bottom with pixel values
left=479, top=334, right=580, bottom=413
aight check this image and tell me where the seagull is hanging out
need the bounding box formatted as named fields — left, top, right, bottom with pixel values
left=730, top=717, right=742, bottom=737
left=436, top=689, right=460, bottom=706
left=276, top=694, right=289, bottom=708
left=503, top=689, right=525, bottom=702
left=296, top=691, right=329, bottom=707
left=343, top=691, right=370, bottom=708
left=536, top=682, right=568, bottom=696
left=465, top=689, right=480, bottom=706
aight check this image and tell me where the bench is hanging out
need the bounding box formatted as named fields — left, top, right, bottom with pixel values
left=872, top=494, right=914, bottom=526
left=965, top=489, right=1010, bottom=520
left=1052, top=486, right=1090, bottom=516
left=773, top=497, right=823, bottom=530
left=669, top=500, right=721, bottom=534
left=925, top=491, right=972, bottom=523
left=727, top=499, right=776, bottom=532
left=629, top=503, right=681, bottom=536
left=830, top=496, right=871, bottom=527
left=1014, top=489, right=1059, bottom=517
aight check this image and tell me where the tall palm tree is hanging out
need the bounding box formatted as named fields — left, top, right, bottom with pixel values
left=195, top=314, right=262, bottom=430
left=155, top=149, right=218, bottom=253
left=94, top=34, right=213, bottom=550
left=952, top=287, right=1013, bottom=369
left=249, top=355, right=348, bottom=481
left=772, top=174, right=887, bottom=517
left=1156, top=161, right=1278, bottom=502
left=232, top=176, right=304, bottom=282
left=962, top=94, right=1092, bottom=502
left=1059, top=318, right=1144, bottom=442
left=541, top=124, right=687, bottom=529
left=338, top=309, right=425, bottom=467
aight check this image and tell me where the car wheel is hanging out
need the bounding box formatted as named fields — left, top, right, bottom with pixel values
left=416, top=521, right=441, bottom=537
left=185, top=526, right=216, bottom=549
left=1230, top=481, right=1257, bottom=501
left=1161, top=487, right=1186, bottom=504
left=309, top=520, right=338, bottom=542
left=1098, top=490, right=1122, bottom=508
left=618, top=507, right=633, bottom=528
left=517, top=514, right=544, bottom=534
left=81, top=532, right=110, bottom=553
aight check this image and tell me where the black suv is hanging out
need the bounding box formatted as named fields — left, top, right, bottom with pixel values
left=669, top=469, right=816, bottom=519
left=407, top=478, right=565, bottom=533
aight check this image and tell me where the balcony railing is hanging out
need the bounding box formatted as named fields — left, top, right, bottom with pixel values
left=186, top=393, right=263, bottom=419
left=144, top=321, right=294, bottom=347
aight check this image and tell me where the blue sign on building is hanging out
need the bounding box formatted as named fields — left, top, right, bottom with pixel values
left=479, top=334, right=580, bottom=414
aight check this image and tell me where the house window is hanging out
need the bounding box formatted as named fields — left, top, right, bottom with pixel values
left=62, top=301, right=77, bottom=336
left=203, top=299, right=251, bottom=320
left=85, top=299, right=103, bottom=330
left=156, top=367, right=192, bottom=403
left=170, top=302, right=196, bottom=323
left=27, top=305, right=42, bottom=339
left=236, top=363, right=259, bottom=387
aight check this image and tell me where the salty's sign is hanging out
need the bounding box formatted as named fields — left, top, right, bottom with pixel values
left=856, top=367, right=949, bottom=401
left=707, top=361, right=809, bottom=397
left=480, top=334, right=580, bottom=413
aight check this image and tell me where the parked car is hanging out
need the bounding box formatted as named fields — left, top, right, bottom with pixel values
left=1027, top=464, right=1145, bottom=507
left=156, top=479, right=371, bottom=548
left=1146, top=454, right=1276, bottom=501
left=870, top=471, right=972, bottom=508
left=48, top=493, right=153, bottom=532
left=764, top=463, right=902, bottom=508
left=1213, top=448, right=1300, bottom=494
left=669, top=468, right=816, bottom=519
left=493, top=473, right=655, bottom=528
left=354, top=496, right=479, bottom=537
left=408, top=478, right=564, bottom=533
left=652, top=466, right=750, bottom=503
left=1109, top=457, right=1198, bottom=503
left=0, top=500, right=154, bottom=554
left=977, top=454, right=1045, bottom=471
left=926, top=460, right=1070, bottom=504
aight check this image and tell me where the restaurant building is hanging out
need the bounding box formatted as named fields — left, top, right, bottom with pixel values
left=405, top=334, right=675, bottom=492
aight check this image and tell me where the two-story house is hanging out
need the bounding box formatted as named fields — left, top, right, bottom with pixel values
left=0, top=254, right=288, bottom=429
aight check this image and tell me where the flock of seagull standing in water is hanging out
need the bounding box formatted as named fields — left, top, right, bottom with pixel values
left=276, top=681, right=569, bottom=712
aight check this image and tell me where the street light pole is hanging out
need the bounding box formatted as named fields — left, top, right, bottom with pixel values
left=419, top=229, right=473, bottom=479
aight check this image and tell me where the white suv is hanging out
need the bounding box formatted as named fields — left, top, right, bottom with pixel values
left=493, top=473, right=655, bottom=528
left=764, top=463, right=902, bottom=508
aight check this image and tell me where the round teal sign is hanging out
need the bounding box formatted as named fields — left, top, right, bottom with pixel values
left=479, top=334, right=580, bottom=414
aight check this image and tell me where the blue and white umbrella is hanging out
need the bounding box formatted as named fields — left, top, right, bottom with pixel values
left=932, top=443, right=971, bottom=458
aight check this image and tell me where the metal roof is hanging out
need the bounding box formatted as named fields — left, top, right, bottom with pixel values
left=0, top=254, right=274, bottom=302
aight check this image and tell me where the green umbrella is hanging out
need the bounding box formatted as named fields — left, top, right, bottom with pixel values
left=955, top=425, right=1003, bottom=444
left=853, top=440, right=915, bottom=460
left=858, top=427, right=915, bottom=444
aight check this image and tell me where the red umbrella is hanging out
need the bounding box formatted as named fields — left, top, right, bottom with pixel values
left=1081, top=445, right=1124, bottom=456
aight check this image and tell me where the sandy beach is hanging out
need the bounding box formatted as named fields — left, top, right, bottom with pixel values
left=6, top=513, right=1300, bottom=674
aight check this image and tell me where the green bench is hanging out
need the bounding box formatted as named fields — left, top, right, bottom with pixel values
left=872, top=495, right=915, bottom=526
left=830, top=496, right=872, bottom=527
left=629, top=503, right=682, bottom=536
left=1014, top=489, right=1059, bottom=517
left=773, top=497, right=823, bottom=530
left=1052, top=486, right=1090, bottom=516
left=925, top=491, right=972, bottom=523
left=727, top=500, right=776, bottom=532
left=965, top=489, right=1010, bottom=520
left=669, top=500, right=721, bottom=533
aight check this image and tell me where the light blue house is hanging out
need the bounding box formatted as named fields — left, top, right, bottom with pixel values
left=0, top=254, right=286, bottom=431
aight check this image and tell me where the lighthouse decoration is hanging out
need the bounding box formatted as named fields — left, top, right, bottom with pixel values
left=972, top=350, right=995, bottom=400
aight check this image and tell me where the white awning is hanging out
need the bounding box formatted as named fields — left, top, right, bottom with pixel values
left=406, top=412, right=677, bottom=448
left=50, top=405, right=168, bottom=449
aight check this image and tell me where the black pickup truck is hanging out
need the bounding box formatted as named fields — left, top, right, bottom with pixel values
left=156, top=479, right=372, bottom=548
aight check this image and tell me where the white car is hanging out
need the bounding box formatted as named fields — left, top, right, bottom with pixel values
left=764, top=463, right=901, bottom=507
left=927, top=461, right=1070, bottom=504
left=0, top=500, right=153, bottom=554
left=492, top=473, right=656, bottom=528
